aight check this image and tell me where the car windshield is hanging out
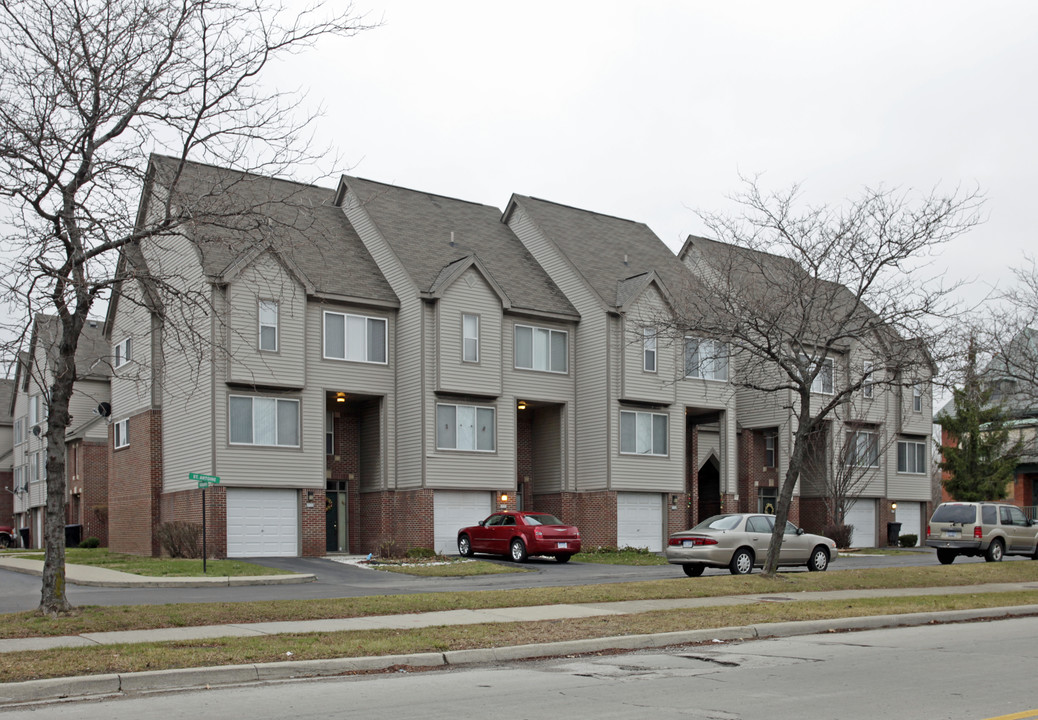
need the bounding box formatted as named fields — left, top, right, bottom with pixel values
left=524, top=514, right=563, bottom=526
left=932, top=505, right=977, bottom=524
left=692, top=514, right=742, bottom=531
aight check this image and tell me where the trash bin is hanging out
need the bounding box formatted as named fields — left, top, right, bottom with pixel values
left=18, top=527, right=30, bottom=549
left=64, top=524, right=82, bottom=547
left=886, top=521, right=902, bottom=547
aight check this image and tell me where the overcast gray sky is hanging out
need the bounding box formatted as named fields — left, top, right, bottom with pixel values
left=273, top=1, right=1037, bottom=307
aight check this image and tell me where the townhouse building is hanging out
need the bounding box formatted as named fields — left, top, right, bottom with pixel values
left=9, top=316, right=110, bottom=548
left=0, top=379, right=13, bottom=530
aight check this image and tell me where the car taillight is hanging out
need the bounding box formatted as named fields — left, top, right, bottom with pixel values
left=974, top=526, right=983, bottom=539
left=926, top=525, right=931, bottom=538
left=667, top=537, right=718, bottom=546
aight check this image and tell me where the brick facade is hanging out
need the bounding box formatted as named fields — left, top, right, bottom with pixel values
left=108, top=409, right=162, bottom=556
left=72, top=440, right=109, bottom=545
left=0, top=470, right=12, bottom=529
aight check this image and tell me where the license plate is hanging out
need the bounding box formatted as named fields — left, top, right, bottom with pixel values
left=944, top=530, right=960, bottom=539
left=557, top=542, right=568, bottom=549
left=682, top=540, right=693, bottom=548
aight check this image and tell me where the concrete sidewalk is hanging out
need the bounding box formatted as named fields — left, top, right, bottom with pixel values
left=0, top=556, right=316, bottom=588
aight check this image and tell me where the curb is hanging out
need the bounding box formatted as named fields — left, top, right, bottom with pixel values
left=0, top=562, right=315, bottom=587
left=3, top=604, right=1037, bottom=706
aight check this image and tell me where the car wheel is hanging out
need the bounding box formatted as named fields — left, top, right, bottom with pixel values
left=555, top=554, right=572, bottom=563
left=682, top=564, right=705, bottom=577
left=985, top=539, right=1004, bottom=562
left=510, top=538, right=528, bottom=562
left=729, top=547, right=754, bottom=575
left=937, top=549, right=957, bottom=565
left=457, top=535, right=473, bottom=557
left=807, top=546, right=829, bottom=572
left=0, top=535, right=9, bottom=549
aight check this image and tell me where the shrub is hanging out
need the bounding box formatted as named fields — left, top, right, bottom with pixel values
left=78, top=537, right=101, bottom=549
left=899, top=534, right=918, bottom=548
left=375, top=536, right=401, bottom=559
left=825, top=524, right=854, bottom=548
left=405, top=547, right=436, bottom=559
left=156, top=521, right=203, bottom=558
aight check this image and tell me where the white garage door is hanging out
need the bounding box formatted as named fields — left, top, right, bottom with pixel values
left=617, top=492, right=664, bottom=552
left=895, top=502, right=922, bottom=546
left=845, top=499, right=877, bottom=548
left=434, top=490, right=492, bottom=554
left=226, top=488, right=299, bottom=557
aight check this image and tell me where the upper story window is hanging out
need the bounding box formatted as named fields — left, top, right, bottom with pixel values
left=863, top=360, right=875, bottom=399
left=27, top=395, right=39, bottom=426
left=323, top=311, right=387, bottom=364
left=229, top=395, right=300, bottom=447
left=807, top=356, right=834, bottom=394
left=258, top=300, right=279, bottom=352
left=514, top=324, right=567, bottom=374
left=912, top=383, right=923, bottom=412
left=643, top=327, right=657, bottom=373
left=325, top=411, right=334, bottom=455
left=764, top=432, right=777, bottom=468
left=620, top=410, right=668, bottom=456
left=462, top=314, right=479, bottom=363
left=114, top=419, right=130, bottom=449
left=436, top=403, right=496, bottom=452
left=114, top=337, right=132, bottom=368
left=29, top=453, right=38, bottom=483
left=685, top=338, right=728, bottom=381
left=844, top=428, right=879, bottom=468
left=896, top=437, right=926, bottom=474
left=13, top=418, right=23, bottom=445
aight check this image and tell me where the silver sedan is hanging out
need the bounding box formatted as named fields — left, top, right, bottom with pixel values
left=665, top=513, right=838, bottom=576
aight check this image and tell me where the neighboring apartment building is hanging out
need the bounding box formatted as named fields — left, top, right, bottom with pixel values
left=0, top=379, right=14, bottom=529
left=10, top=316, right=110, bottom=548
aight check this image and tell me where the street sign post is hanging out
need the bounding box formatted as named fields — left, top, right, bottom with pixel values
left=189, top=473, right=220, bottom=573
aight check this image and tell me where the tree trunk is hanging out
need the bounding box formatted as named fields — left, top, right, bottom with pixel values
left=762, top=395, right=814, bottom=576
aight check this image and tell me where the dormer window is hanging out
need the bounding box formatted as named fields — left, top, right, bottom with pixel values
left=259, top=300, right=278, bottom=352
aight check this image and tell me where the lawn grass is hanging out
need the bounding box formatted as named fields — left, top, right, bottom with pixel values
left=17, top=549, right=288, bottom=577
left=1, top=590, right=1034, bottom=684
left=2, top=560, right=1036, bottom=640
left=572, top=547, right=669, bottom=565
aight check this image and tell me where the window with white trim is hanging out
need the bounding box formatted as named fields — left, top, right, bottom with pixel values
left=259, top=300, right=278, bottom=352
left=29, top=453, right=38, bottom=483
left=897, top=438, right=927, bottom=474
left=844, top=429, right=879, bottom=468
left=39, top=451, right=46, bottom=481
left=13, top=418, right=23, bottom=445
left=514, top=324, right=567, bottom=373
left=620, top=410, right=668, bottom=456
left=685, top=338, right=728, bottom=381
left=807, top=356, right=834, bottom=394
left=325, top=411, right=334, bottom=455
left=114, top=337, right=132, bottom=368
left=323, top=311, right=387, bottom=364
left=462, top=314, right=479, bottom=363
left=114, top=419, right=129, bottom=449
left=863, top=360, right=875, bottom=399
left=764, top=432, right=777, bottom=468
left=643, top=327, right=657, bottom=373
left=912, top=383, right=923, bottom=412
left=28, top=395, right=39, bottom=426
left=436, top=403, right=495, bottom=452
left=229, top=396, right=300, bottom=447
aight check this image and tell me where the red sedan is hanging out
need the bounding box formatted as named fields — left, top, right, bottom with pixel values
left=457, top=511, right=581, bottom=563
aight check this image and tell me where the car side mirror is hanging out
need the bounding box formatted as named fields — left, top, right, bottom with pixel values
left=478, top=520, right=485, bottom=526
left=796, top=527, right=805, bottom=535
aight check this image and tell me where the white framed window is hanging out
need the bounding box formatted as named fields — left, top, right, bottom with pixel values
left=114, top=419, right=130, bottom=449
left=764, top=432, right=777, bottom=468
left=259, top=300, right=279, bottom=352
left=685, top=338, right=729, bottom=381
left=323, top=311, right=387, bottom=364
left=436, top=403, right=496, bottom=452
left=897, top=438, right=927, bottom=474
left=643, top=327, right=657, bottom=373
left=14, top=418, right=23, bottom=445
left=29, top=453, right=38, bottom=483
left=114, top=337, right=132, bottom=368
left=620, top=410, right=668, bottom=456
left=325, top=411, right=334, bottom=455
left=844, top=429, right=879, bottom=468
left=28, top=395, right=39, bottom=426
left=229, top=396, right=300, bottom=447
left=514, top=324, right=567, bottom=373
left=13, top=466, right=23, bottom=491
left=863, top=360, right=875, bottom=399
left=912, top=383, right=923, bottom=412
left=807, top=356, right=834, bottom=394
left=462, top=314, right=479, bottom=363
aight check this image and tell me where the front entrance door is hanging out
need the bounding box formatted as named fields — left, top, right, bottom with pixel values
left=697, top=459, right=721, bottom=521
left=326, top=481, right=348, bottom=553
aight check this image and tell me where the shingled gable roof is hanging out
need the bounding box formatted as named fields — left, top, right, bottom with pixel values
left=503, top=195, right=695, bottom=313
left=27, top=315, right=110, bottom=381
left=142, top=155, right=396, bottom=307
left=336, top=177, right=578, bottom=320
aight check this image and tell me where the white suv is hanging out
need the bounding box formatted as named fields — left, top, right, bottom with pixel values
left=926, top=502, right=1038, bottom=564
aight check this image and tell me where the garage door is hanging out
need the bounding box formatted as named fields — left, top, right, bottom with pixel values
left=845, top=499, right=876, bottom=548
left=434, top=490, right=492, bottom=554
left=895, top=501, right=922, bottom=546
left=226, top=488, right=299, bottom=557
left=617, top=492, right=664, bottom=552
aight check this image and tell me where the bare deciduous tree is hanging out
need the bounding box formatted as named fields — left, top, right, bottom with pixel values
left=0, top=0, right=370, bottom=615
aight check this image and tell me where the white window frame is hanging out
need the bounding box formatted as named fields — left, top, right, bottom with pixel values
left=685, top=337, right=729, bottom=382
left=258, top=299, right=279, bottom=352
left=228, top=395, right=301, bottom=447
left=863, top=360, right=874, bottom=399
left=619, top=410, right=669, bottom=457
left=114, top=337, right=132, bottom=368
left=325, top=411, right=334, bottom=455
left=912, top=383, right=923, bottom=413
left=643, top=327, right=657, bottom=373
left=462, top=313, right=479, bottom=364
left=28, top=396, right=39, bottom=426
left=323, top=311, right=388, bottom=364
left=764, top=432, right=777, bottom=468
left=808, top=356, right=834, bottom=394
left=844, top=429, right=879, bottom=468
left=897, top=438, right=927, bottom=474
left=114, top=419, right=130, bottom=449
left=514, top=324, right=568, bottom=374
left=436, top=403, right=496, bottom=452
left=29, top=453, right=38, bottom=483
left=14, top=417, right=23, bottom=445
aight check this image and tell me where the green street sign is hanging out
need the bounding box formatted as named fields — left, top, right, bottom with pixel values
left=189, top=472, right=220, bottom=487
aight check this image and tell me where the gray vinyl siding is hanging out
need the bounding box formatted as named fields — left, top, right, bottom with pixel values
left=620, top=288, right=676, bottom=405
left=109, top=278, right=154, bottom=418
left=68, top=379, right=110, bottom=441
left=436, top=268, right=502, bottom=397
left=531, top=405, right=565, bottom=494
left=359, top=398, right=383, bottom=493
left=226, top=254, right=307, bottom=388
